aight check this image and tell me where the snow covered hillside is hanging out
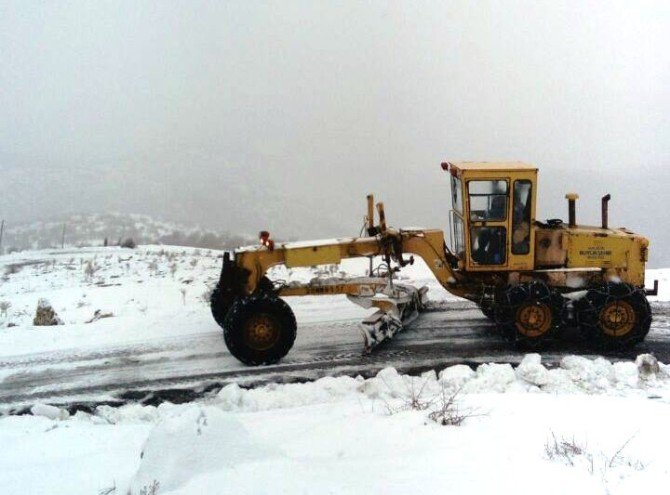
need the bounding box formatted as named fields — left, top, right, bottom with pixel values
left=0, top=213, right=256, bottom=252
left=0, top=246, right=669, bottom=494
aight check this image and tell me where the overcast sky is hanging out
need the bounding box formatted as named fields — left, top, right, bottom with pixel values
left=1, top=1, right=668, bottom=265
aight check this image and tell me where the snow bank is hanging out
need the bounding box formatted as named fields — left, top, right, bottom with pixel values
left=75, top=353, right=670, bottom=428
left=209, top=354, right=670, bottom=415
left=129, top=404, right=276, bottom=494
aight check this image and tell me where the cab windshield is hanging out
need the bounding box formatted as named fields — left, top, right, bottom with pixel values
left=468, top=180, right=508, bottom=221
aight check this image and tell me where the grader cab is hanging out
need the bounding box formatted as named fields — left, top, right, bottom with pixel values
left=211, top=161, right=656, bottom=365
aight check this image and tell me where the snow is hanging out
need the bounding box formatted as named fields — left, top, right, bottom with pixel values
left=129, top=405, right=276, bottom=494
left=1, top=246, right=670, bottom=494
left=515, top=353, right=550, bottom=386
left=30, top=403, right=70, bottom=421
left=0, top=247, right=422, bottom=358
left=1, top=354, right=670, bottom=494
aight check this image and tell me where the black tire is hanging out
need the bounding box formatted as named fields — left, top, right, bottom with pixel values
left=223, top=294, right=297, bottom=365
left=210, top=276, right=274, bottom=328
left=494, top=281, right=564, bottom=346
left=210, top=282, right=233, bottom=327
left=575, top=283, right=651, bottom=348
left=477, top=301, right=496, bottom=321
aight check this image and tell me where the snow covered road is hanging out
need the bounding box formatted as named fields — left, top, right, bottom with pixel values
left=2, top=302, right=669, bottom=411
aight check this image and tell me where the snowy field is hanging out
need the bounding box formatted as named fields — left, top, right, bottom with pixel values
left=0, top=246, right=454, bottom=358
left=0, top=246, right=669, bottom=494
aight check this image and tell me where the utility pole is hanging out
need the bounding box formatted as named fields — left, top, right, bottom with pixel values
left=0, top=219, right=4, bottom=255
left=61, top=223, right=66, bottom=249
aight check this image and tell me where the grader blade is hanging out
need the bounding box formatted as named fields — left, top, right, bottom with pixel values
left=348, top=283, right=429, bottom=353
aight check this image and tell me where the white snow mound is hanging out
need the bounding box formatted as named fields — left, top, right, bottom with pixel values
left=30, top=403, right=70, bottom=421
left=515, top=353, right=550, bottom=386
left=129, top=404, right=276, bottom=494
left=216, top=375, right=362, bottom=412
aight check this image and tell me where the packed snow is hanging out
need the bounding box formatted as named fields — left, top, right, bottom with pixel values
left=2, top=353, right=670, bottom=494
left=1, top=245, right=669, bottom=494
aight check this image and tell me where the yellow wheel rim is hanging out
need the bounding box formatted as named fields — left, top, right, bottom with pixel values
left=244, top=314, right=281, bottom=351
left=515, top=302, right=552, bottom=338
left=599, top=300, right=636, bottom=337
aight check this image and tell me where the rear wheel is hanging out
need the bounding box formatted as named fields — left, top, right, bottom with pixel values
left=575, top=283, right=651, bottom=348
left=494, top=281, right=564, bottom=346
left=223, top=294, right=297, bottom=365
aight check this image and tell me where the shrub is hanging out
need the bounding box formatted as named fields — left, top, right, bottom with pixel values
left=4, top=264, right=22, bottom=276
left=0, top=301, right=10, bottom=318
left=121, top=238, right=137, bottom=249
left=428, top=385, right=479, bottom=426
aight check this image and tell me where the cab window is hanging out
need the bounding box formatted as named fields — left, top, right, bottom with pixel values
left=451, top=175, right=463, bottom=213
left=453, top=214, right=465, bottom=257
left=470, top=227, right=507, bottom=265
left=512, top=180, right=532, bottom=254
left=468, top=180, right=508, bottom=221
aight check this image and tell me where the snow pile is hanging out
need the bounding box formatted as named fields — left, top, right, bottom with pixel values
left=515, top=353, right=550, bottom=386
left=30, top=403, right=69, bottom=421
left=128, top=404, right=275, bottom=495
left=461, top=362, right=518, bottom=392
left=217, top=375, right=363, bottom=412
left=208, top=354, right=670, bottom=415
left=636, top=353, right=661, bottom=378
left=438, top=364, right=475, bottom=387
left=94, top=403, right=163, bottom=424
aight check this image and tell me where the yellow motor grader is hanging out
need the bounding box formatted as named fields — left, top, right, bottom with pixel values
left=211, top=161, right=657, bottom=365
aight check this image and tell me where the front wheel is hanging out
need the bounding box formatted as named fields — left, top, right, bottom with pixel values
left=223, top=294, right=297, bottom=365
left=210, top=276, right=274, bottom=328
left=210, top=282, right=233, bottom=327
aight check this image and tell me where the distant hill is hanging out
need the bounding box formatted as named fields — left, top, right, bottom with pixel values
left=0, top=213, right=257, bottom=253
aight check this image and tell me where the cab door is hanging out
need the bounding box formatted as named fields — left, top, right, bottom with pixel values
left=508, top=178, right=535, bottom=271
left=465, top=178, right=510, bottom=270
left=448, top=174, right=466, bottom=259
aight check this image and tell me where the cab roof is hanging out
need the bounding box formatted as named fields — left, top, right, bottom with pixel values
left=443, top=161, right=538, bottom=172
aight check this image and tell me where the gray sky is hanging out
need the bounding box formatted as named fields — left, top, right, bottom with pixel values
left=1, top=1, right=669, bottom=265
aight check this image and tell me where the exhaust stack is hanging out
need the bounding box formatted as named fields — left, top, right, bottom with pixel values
left=565, top=193, right=579, bottom=228
left=601, top=194, right=611, bottom=230
left=366, top=194, right=375, bottom=235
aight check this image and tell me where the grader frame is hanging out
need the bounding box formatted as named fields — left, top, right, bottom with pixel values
left=212, top=161, right=656, bottom=365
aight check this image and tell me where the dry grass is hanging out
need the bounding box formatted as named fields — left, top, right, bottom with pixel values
left=138, top=480, right=160, bottom=495
left=428, top=385, right=480, bottom=426
left=545, top=431, right=590, bottom=468
left=381, top=376, right=482, bottom=427
left=544, top=431, right=645, bottom=475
